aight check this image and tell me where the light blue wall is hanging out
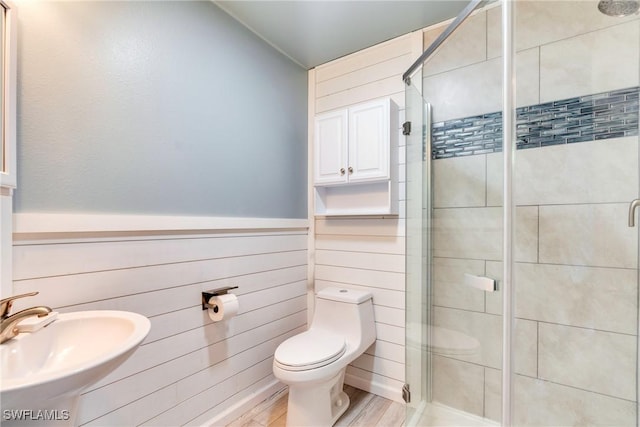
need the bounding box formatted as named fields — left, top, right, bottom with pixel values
left=15, top=1, right=308, bottom=218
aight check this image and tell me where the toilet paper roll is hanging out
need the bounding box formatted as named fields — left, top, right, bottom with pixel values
left=208, top=293, right=239, bottom=322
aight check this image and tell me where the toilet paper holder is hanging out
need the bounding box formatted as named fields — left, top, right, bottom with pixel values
left=201, top=286, right=238, bottom=311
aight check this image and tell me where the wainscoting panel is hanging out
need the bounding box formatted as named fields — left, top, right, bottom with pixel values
left=310, top=30, right=422, bottom=403
left=12, top=218, right=308, bottom=426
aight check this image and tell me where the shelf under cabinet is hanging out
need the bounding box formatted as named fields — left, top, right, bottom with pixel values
left=314, top=180, right=398, bottom=216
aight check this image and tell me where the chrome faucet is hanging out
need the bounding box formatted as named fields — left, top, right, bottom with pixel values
left=0, top=292, right=52, bottom=344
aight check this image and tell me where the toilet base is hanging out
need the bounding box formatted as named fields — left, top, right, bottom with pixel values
left=285, top=369, right=350, bottom=426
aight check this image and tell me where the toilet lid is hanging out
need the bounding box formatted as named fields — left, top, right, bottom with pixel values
left=274, top=330, right=346, bottom=371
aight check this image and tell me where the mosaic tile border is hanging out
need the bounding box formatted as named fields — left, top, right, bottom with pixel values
left=431, top=87, right=639, bottom=160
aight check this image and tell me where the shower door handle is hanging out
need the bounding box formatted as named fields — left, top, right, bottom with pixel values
left=629, top=199, right=640, bottom=227
left=464, top=274, right=497, bottom=292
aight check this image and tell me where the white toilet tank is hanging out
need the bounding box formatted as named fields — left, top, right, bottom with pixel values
left=311, top=288, right=375, bottom=354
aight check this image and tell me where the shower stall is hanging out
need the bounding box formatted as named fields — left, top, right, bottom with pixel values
left=404, top=0, right=640, bottom=425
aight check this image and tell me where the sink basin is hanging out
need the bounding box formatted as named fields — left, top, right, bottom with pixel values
left=1, top=310, right=150, bottom=425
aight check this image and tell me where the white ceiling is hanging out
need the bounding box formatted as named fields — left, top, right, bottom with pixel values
left=214, top=1, right=470, bottom=69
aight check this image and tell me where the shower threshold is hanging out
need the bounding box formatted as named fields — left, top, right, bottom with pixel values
left=411, top=401, right=499, bottom=427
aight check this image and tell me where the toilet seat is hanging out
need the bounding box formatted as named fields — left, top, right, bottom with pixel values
left=274, top=329, right=346, bottom=371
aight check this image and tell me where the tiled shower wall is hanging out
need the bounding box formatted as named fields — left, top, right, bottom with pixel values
left=432, top=86, right=639, bottom=158
left=423, top=2, right=639, bottom=425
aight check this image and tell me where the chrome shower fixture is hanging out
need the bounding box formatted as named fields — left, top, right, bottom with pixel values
left=597, top=0, right=640, bottom=16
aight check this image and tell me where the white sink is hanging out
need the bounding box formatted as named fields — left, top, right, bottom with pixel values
left=1, top=310, right=150, bottom=425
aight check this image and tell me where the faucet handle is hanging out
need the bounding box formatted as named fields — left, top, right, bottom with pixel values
left=0, top=291, right=39, bottom=318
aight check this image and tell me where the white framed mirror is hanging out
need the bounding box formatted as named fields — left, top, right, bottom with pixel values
left=0, top=0, right=16, bottom=298
left=0, top=0, right=16, bottom=188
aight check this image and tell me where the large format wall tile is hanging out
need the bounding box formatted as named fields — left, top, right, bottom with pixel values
left=487, top=137, right=639, bottom=206
left=513, top=375, right=636, bottom=426
left=432, top=207, right=503, bottom=260
left=482, top=368, right=634, bottom=425
left=432, top=257, right=486, bottom=312
left=423, top=48, right=539, bottom=123
left=432, top=206, right=538, bottom=262
left=539, top=203, right=638, bottom=268
left=432, top=355, right=485, bottom=418
left=483, top=367, right=502, bottom=423
left=514, top=207, right=539, bottom=263
left=483, top=261, right=503, bottom=316
left=539, top=323, right=636, bottom=401
left=485, top=152, right=503, bottom=207
left=516, top=263, right=637, bottom=334
left=433, top=306, right=537, bottom=376
left=540, top=21, right=640, bottom=102
left=433, top=154, right=486, bottom=208
left=432, top=307, right=501, bottom=369
left=485, top=262, right=637, bottom=335
left=423, top=11, right=487, bottom=77
left=487, top=1, right=640, bottom=59
left=515, top=137, right=638, bottom=205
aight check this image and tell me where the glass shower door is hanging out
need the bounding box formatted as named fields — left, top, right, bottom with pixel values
left=511, top=2, right=640, bottom=425
left=404, top=80, right=429, bottom=427
left=405, top=1, right=506, bottom=423
left=405, top=2, right=639, bottom=425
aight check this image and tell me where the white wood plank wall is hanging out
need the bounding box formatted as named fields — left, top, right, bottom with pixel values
left=311, top=31, right=423, bottom=402
left=12, top=226, right=308, bottom=426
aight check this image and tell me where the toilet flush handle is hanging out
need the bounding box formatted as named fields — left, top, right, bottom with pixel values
left=629, top=199, right=640, bottom=227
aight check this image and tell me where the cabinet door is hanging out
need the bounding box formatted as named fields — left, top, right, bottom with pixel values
left=314, top=109, right=348, bottom=185
left=348, top=98, right=390, bottom=183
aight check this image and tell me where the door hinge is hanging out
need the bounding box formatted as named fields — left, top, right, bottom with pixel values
left=402, top=121, right=411, bottom=136
left=402, top=383, right=411, bottom=403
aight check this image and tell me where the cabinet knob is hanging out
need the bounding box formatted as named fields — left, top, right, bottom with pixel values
left=340, top=168, right=345, bottom=175
left=348, top=167, right=353, bottom=174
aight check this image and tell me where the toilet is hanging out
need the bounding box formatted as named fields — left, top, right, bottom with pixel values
left=272, top=287, right=376, bottom=426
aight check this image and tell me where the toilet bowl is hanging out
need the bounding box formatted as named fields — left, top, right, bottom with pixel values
left=272, top=287, right=376, bottom=426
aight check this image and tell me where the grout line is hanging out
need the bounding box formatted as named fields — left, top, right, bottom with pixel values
left=538, top=46, right=541, bottom=104
left=433, top=255, right=638, bottom=271
left=434, top=303, right=638, bottom=336
left=484, top=259, right=488, bottom=313
left=513, top=374, right=638, bottom=404
left=482, top=367, right=487, bottom=418
left=536, top=205, right=540, bottom=263
left=484, top=9, right=489, bottom=62
left=536, top=321, right=540, bottom=379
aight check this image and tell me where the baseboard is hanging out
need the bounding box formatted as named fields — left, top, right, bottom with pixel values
left=200, top=379, right=285, bottom=427
left=344, top=372, right=404, bottom=403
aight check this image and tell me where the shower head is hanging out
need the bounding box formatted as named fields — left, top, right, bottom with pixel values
left=597, top=0, right=640, bottom=17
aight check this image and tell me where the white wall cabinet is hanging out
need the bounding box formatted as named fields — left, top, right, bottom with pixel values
left=313, top=97, right=398, bottom=216
left=314, top=109, right=348, bottom=185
